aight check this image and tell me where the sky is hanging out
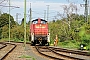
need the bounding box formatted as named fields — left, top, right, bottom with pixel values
left=0, top=0, right=89, bottom=24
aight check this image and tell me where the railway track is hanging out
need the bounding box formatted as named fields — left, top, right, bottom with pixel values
left=35, top=46, right=90, bottom=60
left=0, top=42, right=7, bottom=49
left=49, top=47, right=90, bottom=60
left=0, top=42, right=17, bottom=60
left=35, top=46, right=63, bottom=60
left=0, top=41, right=90, bottom=60
left=49, top=47, right=90, bottom=56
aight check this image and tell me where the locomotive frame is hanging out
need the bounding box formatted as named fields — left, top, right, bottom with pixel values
left=30, top=18, right=50, bottom=46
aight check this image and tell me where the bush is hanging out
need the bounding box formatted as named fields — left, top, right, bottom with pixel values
left=86, top=45, right=90, bottom=50
left=14, top=38, right=24, bottom=42
left=58, top=40, right=80, bottom=49
left=81, top=35, right=90, bottom=45
left=62, top=41, right=69, bottom=45
left=0, top=28, right=2, bottom=39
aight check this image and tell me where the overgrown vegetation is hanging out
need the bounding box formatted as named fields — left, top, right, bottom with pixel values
left=49, top=18, right=90, bottom=50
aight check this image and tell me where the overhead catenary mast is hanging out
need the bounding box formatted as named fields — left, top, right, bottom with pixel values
left=47, top=5, right=49, bottom=22
left=30, top=3, right=32, bottom=24
left=24, top=0, right=26, bottom=47
left=16, top=13, right=20, bottom=25
left=9, top=0, right=10, bottom=43
left=84, top=0, right=88, bottom=23
left=29, top=3, right=32, bottom=42
left=44, top=10, right=46, bottom=20
left=80, top=0, right=89, bottom=23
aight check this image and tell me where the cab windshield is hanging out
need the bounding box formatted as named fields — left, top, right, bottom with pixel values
left=41, top=20, right=47, bottom=24
left=32, top=19, right=47, bottom=24
left=32, top=20, right=38, bottom=24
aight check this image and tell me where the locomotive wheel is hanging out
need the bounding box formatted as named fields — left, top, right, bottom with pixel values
left=46, top=42, right=49, bottom=46
left=31, top=42, right=35, bottom=46
left=48, top=42, right=50, bottom=46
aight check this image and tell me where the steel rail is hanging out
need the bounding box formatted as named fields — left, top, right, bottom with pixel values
left=35, top=45, right=63, bottom=60
left=50, top=47, right=90, bottom=56
left=35, top=46, right=87, bottom=60
left=48, top=47, right=84, bottom=60
left=0, top=42, right=7, bottom=49
left=0, top=43, right=17, bottom=60
left=6, top=41, right=31, bottom=44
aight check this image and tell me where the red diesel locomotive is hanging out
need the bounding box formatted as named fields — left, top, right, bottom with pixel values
left=30, top=18, right=50, bottom=46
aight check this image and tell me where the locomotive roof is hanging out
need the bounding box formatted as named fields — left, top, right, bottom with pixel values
left=32, top=19, right=47, bottom=22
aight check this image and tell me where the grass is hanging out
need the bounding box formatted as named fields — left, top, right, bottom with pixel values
left=57, top=40, right=90, bottom=51
left=58, top=40, right=80, bottom=49
left=0, top=38, right=14, bottom=42
left=0, top=38, right=30, bottom=43
left=18, top=55, right=36, bottom=60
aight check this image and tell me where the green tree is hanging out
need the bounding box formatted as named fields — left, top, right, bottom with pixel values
left=0, top=28, right=2, bottom=39
left=21, top=18, right=24, bottom=25
left=0, top=13, right=15, bottom=28
left=0, top=13, right=16, bottom=39
left=1, top=25, right=9, bottom=38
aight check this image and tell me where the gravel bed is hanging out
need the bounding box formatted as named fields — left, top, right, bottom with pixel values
left=0, top=44, right=14, bottom=58
left=4, top=43, right=28, bottom=60
left=25, top=45, right=50, bottom=60
left=56, top=50, right=90, bottom=60
left=2, top=42, right=90, bottom=60
left=0, top=44, right=4, bottom=48
left=4, top=42, right=51, bottom=60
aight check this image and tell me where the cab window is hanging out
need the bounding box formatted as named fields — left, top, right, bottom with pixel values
left=41, top=20, right=46, bottom=24
left=32, top=20, right=38, bottom=24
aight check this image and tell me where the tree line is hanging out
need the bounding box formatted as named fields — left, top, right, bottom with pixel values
left=0, top=12, right=90, bottom=50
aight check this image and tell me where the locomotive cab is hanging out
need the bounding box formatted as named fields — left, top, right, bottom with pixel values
left=30, top=18, right=50, bottom=46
